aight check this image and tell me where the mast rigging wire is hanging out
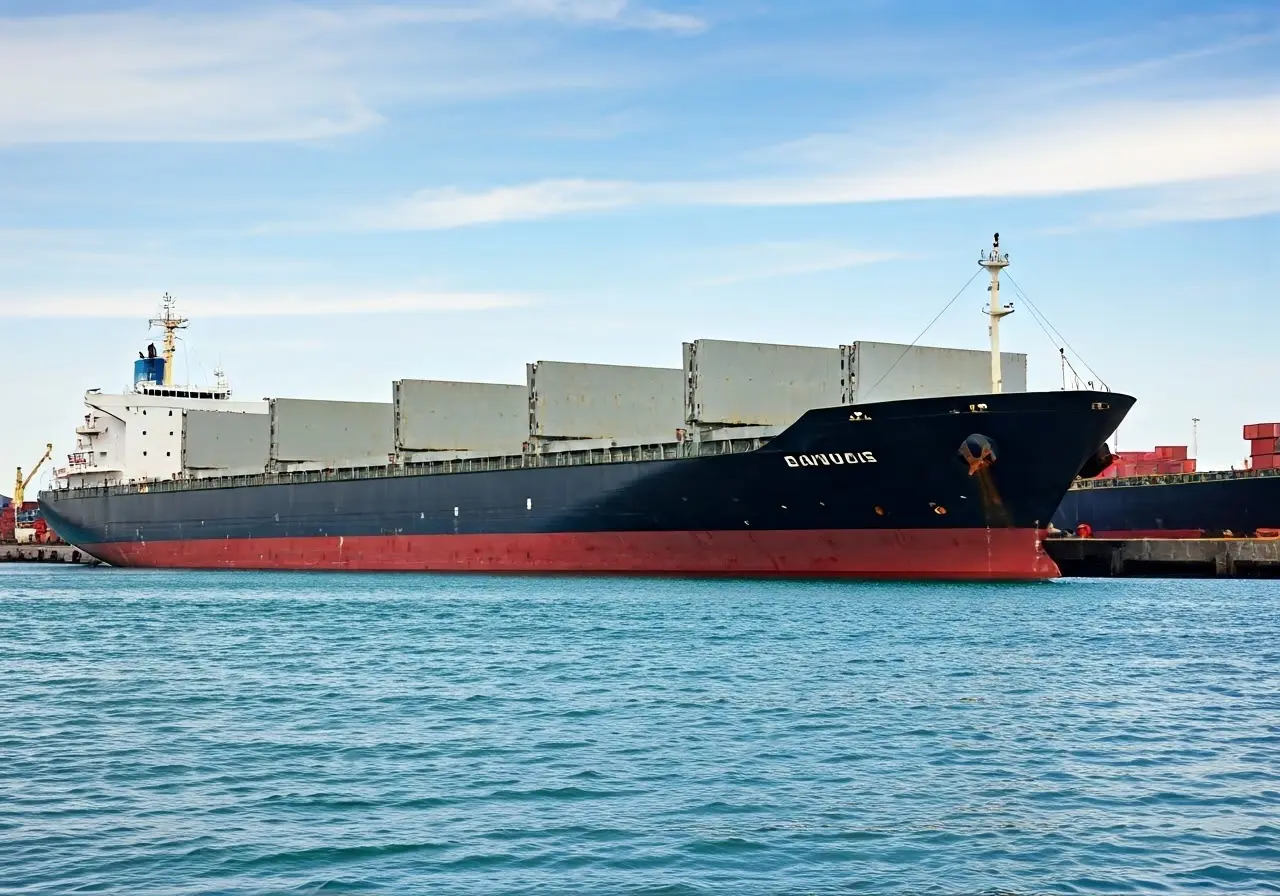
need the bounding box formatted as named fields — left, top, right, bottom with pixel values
left=1012, top=295, right=1089, bottom=388
left=862, top=268, right=982, bottom=399
left=1004, top=272, right=1108, bottom=391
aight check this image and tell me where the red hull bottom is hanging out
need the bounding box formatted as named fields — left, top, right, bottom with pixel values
left=83, top=528, right=1060, bottom=580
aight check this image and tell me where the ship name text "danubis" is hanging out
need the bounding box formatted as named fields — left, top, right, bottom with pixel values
left=784, top=452, right=877, bottom=468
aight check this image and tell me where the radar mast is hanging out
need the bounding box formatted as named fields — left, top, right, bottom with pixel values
left=148, top=293, right=189, bottom=386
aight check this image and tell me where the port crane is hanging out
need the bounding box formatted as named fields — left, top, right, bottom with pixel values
left=13, top=443, right=53, bottom=507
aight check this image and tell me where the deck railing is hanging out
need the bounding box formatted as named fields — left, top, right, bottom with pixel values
left=1070, top=467, right=1280, bottom=490
left=44, top=436, right=771, bottom=501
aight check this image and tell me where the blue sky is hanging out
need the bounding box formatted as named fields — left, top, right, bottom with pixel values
left=2, top=0, right=1277, bottom=489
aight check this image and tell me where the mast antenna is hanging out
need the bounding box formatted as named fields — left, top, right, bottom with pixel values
left=148, top=293, right=188, bottom=386
left=979, top=232, right=1014, bottom=394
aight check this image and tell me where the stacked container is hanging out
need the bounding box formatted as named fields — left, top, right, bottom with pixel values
left=1154, top=445, right=1196, bottom=475
left=1245, top=423, right=1280, bottom=470
left=1102, top=446, right=1196, bottom=478
left=0, top=501, right=57, bottom=544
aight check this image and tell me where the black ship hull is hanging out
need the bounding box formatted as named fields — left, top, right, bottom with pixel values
left=1054, top=471, right=1280, bottom=537
left=41, top=391, right=1132, bottom=579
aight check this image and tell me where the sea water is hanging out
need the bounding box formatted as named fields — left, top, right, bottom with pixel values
left=1, top=565, right=1277, bottom=894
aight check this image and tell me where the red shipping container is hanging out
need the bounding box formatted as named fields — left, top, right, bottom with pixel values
left=1183, top=459, right=1197, bottom=474
left=1115, top=451, right=1158, bottom=464
left=1251, top=437, right=1280, bottom=456
left=1253, top=454, right=1280, bottom=471
left=1244, top=422, right=1280, bottom=440
left=1155, top=445, right=1189, bottom=460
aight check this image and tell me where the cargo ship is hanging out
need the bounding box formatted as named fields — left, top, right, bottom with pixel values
left=41, top=239, right=1135, bottom=579
left=1053, top=425, right=1280, bottom=538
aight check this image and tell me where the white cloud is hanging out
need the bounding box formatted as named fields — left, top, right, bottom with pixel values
left=0, top=1, right=703, bottom=144
left=1103, top=174, right=1280, bottom=227
left=367, top=179, right=640, bottom=228
left=355, top=93, right=1280, bottom=227
left=831, top=95, right=1280, bottom=203
left=372, top=0, right=704, bottom=31
left=693, top=243, right=908, bottom=287
left=0, top=288, right=531, bottom=319
left=0, top=8, right=380, bottom=143
left=490, top=0, right=704, bottom=33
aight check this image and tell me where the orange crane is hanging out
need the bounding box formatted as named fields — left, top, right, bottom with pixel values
left=13, top=443, right=53, bottom=507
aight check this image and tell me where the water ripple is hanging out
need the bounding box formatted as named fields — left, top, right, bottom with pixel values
left=1, top=567, right=1277, bottom=894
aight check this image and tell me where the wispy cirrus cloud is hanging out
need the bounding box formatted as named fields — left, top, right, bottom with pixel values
left=1104, top=174, right=1280, bottom=227
left=482, top=0, right=705, bottom=33
left=368, top=0, right=704, bottom=31
left=0, top=1, right=703, bottom=145
left=351, top=93, right=1280, bottom=229
left=692, top=243, right=908, bottom=288
left=1043, top=173, right=1280, bottom=234
left=0, top=288, right=531, bottom=319
left=363, top=179, right=642, bottom=229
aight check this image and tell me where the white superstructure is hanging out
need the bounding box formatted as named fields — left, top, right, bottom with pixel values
left=54, top=298, right=267, bottom=488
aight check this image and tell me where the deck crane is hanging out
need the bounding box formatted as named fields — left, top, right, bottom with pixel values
left=13, top=443, right=53, bottom=507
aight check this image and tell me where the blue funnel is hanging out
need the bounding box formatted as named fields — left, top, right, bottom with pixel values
left=134, top=357, right=166, bottom=385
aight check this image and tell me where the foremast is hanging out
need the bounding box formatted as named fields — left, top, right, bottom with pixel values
left=979, top=232, right=1014, bottom=394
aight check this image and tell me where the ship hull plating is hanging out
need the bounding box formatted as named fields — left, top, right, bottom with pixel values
left=1054, top=472, right=1280, bottom=538
left=77, top=529, right=1056, bottom=579
left=41, top=391, right=1133, bottom=580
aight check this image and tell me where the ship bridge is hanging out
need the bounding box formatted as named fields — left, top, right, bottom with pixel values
left=54, top=294, right=267, bottom=490
left=135, top=383, right=233, bottom=401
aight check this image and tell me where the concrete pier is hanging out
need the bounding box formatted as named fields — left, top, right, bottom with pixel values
left=1045, top=537, right=1280, bottom=578
left=0, top=544, right=100, bottom=565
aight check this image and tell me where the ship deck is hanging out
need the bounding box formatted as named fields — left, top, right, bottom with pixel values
left=46, top=435, right=772, bottom=500
left=1068, top=467, right=1280, bottom=491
